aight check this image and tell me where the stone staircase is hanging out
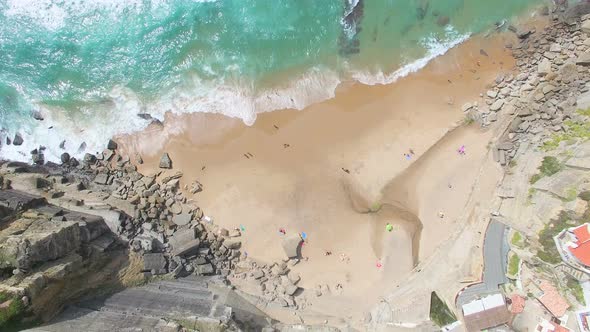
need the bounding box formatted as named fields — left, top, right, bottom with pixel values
left=555, top=263, right=589, bottom=282
left=25, top=277, right=237, bottom=332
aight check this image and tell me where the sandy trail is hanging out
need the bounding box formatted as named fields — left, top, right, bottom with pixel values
left=117, top=32, right=516, bottom=324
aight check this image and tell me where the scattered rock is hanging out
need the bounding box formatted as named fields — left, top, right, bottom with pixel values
left=159, top=153, right=172, bottom=169
left=13, top=133, right=23, bottom=146
left=32, top=111, right=44, bottom=121
left=172, top=212, right=192, bottom=226
left=60, top=153, right=70, bottom=164
left=107, top=139, right=118, bottom=150
left=537, top=58, right=552, bottom=76
left=490, top=99, right=505, bottom=112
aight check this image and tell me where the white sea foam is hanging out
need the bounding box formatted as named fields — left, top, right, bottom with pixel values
left=352, top=26, right=470, bottom=85
left=0, top=25, right=470, bottom=164
left=5, top=0, right=171, bottom=30
left=0, top=67, right=341, bottom=163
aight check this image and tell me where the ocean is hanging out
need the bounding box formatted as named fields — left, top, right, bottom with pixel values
left=0, top=0, right=544, bottom=162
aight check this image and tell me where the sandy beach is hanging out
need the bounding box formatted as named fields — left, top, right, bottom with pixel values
left=117, top=29, right=520, bottom=325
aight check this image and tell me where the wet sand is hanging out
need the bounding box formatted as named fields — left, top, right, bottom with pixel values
left=118, top=31, right=517, bottom=324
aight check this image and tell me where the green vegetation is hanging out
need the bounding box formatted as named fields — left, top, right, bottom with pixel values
left=511, top=231, right=524, bottom=248
left=0, top=292, right=24, bottom=328
left=429, top=292, right=457, bottom=327
left=543, top=119, right=590, bottom=151
left=529, top=156, right=563, bottom=184
left=567, top=278, right=585, bottom=306
left=537, top=211, right=577, bottom=264
left=578, top=108, right=590, bottom=117
left=509, top=159, right=517, bottom=168
left=463, top=115, right=475, bottom=125
left=565, top=187, right=578, bottom=202
left=508, top=254, right=521, bottom=276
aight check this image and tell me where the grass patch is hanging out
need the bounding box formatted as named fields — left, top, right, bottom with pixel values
left=530, top=156, right=563, bottom=185
left=578, top=108, right=590, bottom=117
left=565, top=187, right=578, bottom=202
left=509, top=159, right=518, bottom=168
left=537, top=210, right=578, bottom=264
left=429, top=292, right=457, bottom=327
left=508, top=254, right=521, bottom=276
left=567, top=278, right=585, bottom=306
left=511, top=231, right=524, bottom=248
left=543, top=119, right=590, bottom=151
left=0, top=293, right=24, bottom=328
left=463, top=115, right=475, bottom=125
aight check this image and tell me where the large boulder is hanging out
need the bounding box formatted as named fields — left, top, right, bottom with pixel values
left=13, top=133, right=23, bottom=146
left=169, top=228, right=200, bottom=256
left=159, top=153, right=172, bottom=169
left=281, top=235, right=302, bottom=259
left=60, top=153, right=70, bottom=164
left=106, top=139, right=118, bottom=150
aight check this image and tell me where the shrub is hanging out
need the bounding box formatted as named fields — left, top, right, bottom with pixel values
left=429, top=292, right=457, bottom=327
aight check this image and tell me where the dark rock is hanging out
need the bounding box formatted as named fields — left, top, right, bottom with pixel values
left=69, top=158, right=79, bottom=167
left=32, top=111, right=44, bottom=121
left=137, top=113, right=153, bottom=120
left=516, top=29, right=532, bottom=39
left=31, top=152, right=44, bottom=165
left=5, top=137, right=11, bottom=145
left=77, top=142, right=87, bottom=153
left=60, top=153, right=70, bottom=164
left=83, top=153, right=96, bottom=164
left=76, top=182, right=86, bottom=191
left=35, top=177, right=51, bottom=189
left=59, top=140, right=66, bottom=149
left=106, top=139, right=118, bottom=150
left=159, top=153, right=172, bottom=169
left=13, top=133, right=23, bottom=146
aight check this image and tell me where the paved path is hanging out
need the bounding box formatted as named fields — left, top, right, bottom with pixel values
left=456, top=219, right=508, bottom=308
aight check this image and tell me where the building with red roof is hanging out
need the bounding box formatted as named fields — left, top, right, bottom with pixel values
left=537, top=280, right=570, bottom=318
left=555, top=223, right=590, bottom=275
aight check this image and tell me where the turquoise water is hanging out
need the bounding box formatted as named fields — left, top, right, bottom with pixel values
left=0, top=0, right=543, bottom=161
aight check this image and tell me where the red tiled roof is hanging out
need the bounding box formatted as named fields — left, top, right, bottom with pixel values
left=538, top=280, right=570, bottom=317
left=574, top=224, right=590, bottom=244
left=569, top=224, right=590, bottom=266
left=510, top=294, right=525, bottom=314
left=570, top=241, right=590, bottom=266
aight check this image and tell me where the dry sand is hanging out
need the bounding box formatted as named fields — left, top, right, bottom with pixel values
left=118, top=31, right=518, bottom=324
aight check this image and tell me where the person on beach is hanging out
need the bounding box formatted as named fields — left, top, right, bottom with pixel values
left=386, top=223, right=393, bottom=232
left=404, top=153, right=411, bottom=160
left=279, top=227, right=286, bottom=235
left=409, top=149, right=415, bottom=155
left=325, top=251, right=332, bottom=256
left=438, top=211, right=445, bottom=219
left=457, top=145, right=465, bottom=155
